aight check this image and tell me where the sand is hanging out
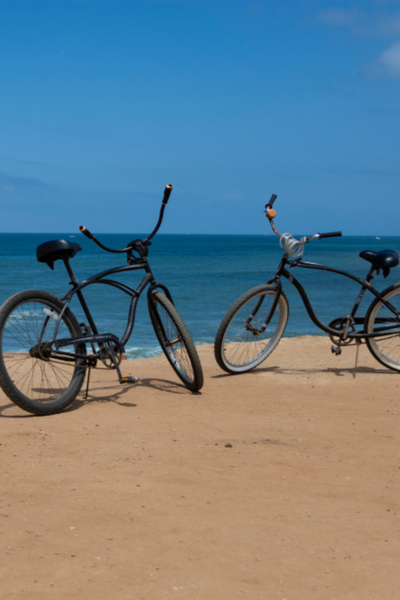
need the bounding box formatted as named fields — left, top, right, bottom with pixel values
left=0, top=336, right=399, bottom=600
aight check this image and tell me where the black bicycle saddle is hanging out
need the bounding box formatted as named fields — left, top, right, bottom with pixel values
left=36, top=239, right=82, bottom=270
left=359, top=249, right=399, bottom=277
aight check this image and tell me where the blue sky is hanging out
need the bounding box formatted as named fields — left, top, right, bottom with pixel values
left=0, top=0, right=399, bottom=234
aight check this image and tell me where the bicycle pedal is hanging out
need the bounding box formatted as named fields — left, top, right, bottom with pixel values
left=331, top=345, right=342, bottom=356
left=120, top=376, right=141, bottom=385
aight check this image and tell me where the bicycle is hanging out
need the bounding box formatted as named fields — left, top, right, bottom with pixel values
left=214, top=193, right=400, bottom=376
left=0, top=184, right=203, bottom=415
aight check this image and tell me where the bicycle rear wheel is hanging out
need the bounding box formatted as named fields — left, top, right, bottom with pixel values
left=148, top=291, right=203, bottom=391
left=214, top=284, right=289, bottom=373
left=0, top=290, right=86, bottom=415
left=365, top=282, right=400, bottom=371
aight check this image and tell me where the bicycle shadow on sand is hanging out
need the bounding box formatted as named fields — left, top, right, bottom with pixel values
left=74, top=376, right=198, bottom=408
left=212, top=364, right=396, bottom=379
left=0, top=377, right=199, bottom=417
left=0, top=386, right=135, bottom=418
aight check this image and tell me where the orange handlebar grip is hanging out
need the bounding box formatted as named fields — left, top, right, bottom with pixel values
left=266, top=208, right=276, bottom=219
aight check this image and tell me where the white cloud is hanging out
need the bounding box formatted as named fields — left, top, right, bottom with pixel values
left=379, top=41, right=400, bottom=76
left=318, top=6, right=400, bottom=80
left=318, top=8, right=369, bottom=33
left=318, top=7, right=400, bottom=38
left=376, top=13, right=400, bottom=36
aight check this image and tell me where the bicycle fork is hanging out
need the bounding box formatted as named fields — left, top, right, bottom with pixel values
left=245, top=282, right=282, bottom=335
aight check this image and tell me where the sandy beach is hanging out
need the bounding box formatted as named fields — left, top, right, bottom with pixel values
left=1, top=336, right=399, bottom=600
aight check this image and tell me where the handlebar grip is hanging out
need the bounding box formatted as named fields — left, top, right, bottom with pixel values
left=162, top=184, right=173, bottom=205
left=318, top=231, right=342, bottom=239
left=266, top=208, right=276, bottom=219
left=79, top=225, right=95, bottom=240
left=265, top=194, right=277, bottom=208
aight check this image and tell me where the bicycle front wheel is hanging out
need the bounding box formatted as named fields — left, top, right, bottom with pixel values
left=0, top=290, right=86, bottom=415
left=214, top=284, right=289, bottom=374
left=148, top=291, right=203, bottom=392
left=365, top=282, right=400, bottom=371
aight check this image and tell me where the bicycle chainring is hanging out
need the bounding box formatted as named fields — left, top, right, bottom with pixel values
left=328, top=318, right=355, bottom=346
left=99, top=342, right=123, bottom=369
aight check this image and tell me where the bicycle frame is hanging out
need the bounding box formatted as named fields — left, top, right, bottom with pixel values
left=47, top=257, right=172, bottom=363
left=267, top=254, right=400, bottom=340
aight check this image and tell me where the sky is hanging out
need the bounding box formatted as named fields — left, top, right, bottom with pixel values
left=0, top=0, right=400, bottom=235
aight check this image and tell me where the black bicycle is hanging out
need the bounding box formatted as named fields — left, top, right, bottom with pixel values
left=0, top=184, right=203, bottom=415
left=215, top=194, right=400, bottom=375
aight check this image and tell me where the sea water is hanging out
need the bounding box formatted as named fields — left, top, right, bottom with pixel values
left=1, top=233, right=400, bottom=359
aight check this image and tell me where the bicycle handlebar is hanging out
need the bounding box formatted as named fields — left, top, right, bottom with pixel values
left=265, top=193, right=343, bottom=249
left=162, top=183, right=173, bottom=205
left=317, top=231, right=342, bottom=239
left=265, top=194, right=277, bottom=208
left=79, top=184, right=173, bottom=255
left=143, top=184, right=173, bottom=243
left=79, top=226, right=94, bottom=241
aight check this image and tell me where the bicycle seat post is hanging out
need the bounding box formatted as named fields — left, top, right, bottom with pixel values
left=366, top=265, right=374, bottom=283
left=62, top=257, right=78, bottom=286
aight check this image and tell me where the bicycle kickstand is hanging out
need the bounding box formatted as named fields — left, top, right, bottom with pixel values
left=84, top=365, right=91, bottom=400
left=353, top=340, right=361, bottom=379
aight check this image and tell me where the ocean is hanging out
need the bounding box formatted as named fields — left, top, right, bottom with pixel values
left=1, top=233, right=400, bottom=359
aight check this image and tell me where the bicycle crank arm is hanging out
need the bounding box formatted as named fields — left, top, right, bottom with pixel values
left=106, top=348, right=140, bottom=385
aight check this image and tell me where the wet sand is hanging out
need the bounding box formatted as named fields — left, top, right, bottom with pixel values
left=1, top=336, right=399, bottom=600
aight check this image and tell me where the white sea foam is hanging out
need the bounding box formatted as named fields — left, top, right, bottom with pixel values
left=124, top=345, right=163, bottom=359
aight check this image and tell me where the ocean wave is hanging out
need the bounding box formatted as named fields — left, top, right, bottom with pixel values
left=124, top=344, right=163, bottom=359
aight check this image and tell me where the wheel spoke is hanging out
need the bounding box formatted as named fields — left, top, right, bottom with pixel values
left=149, top=292, right=203, bottom=391
left=215, top=286, right=289, bottom=373
left=0, top=293, right=86, bottom=413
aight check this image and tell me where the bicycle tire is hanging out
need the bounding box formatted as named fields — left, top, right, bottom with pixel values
left=0, top=290, right=86, bottom=415
left=364, top=282, right=400, bottom=372
left=214, top=284, right=289, bottom=374
left=148, top=291, right=203, bottom=391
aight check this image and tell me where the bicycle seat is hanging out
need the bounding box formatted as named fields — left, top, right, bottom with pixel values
left=359, top=249, right=399, bottom=275
left=36, top=239, right=82, bottom=270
